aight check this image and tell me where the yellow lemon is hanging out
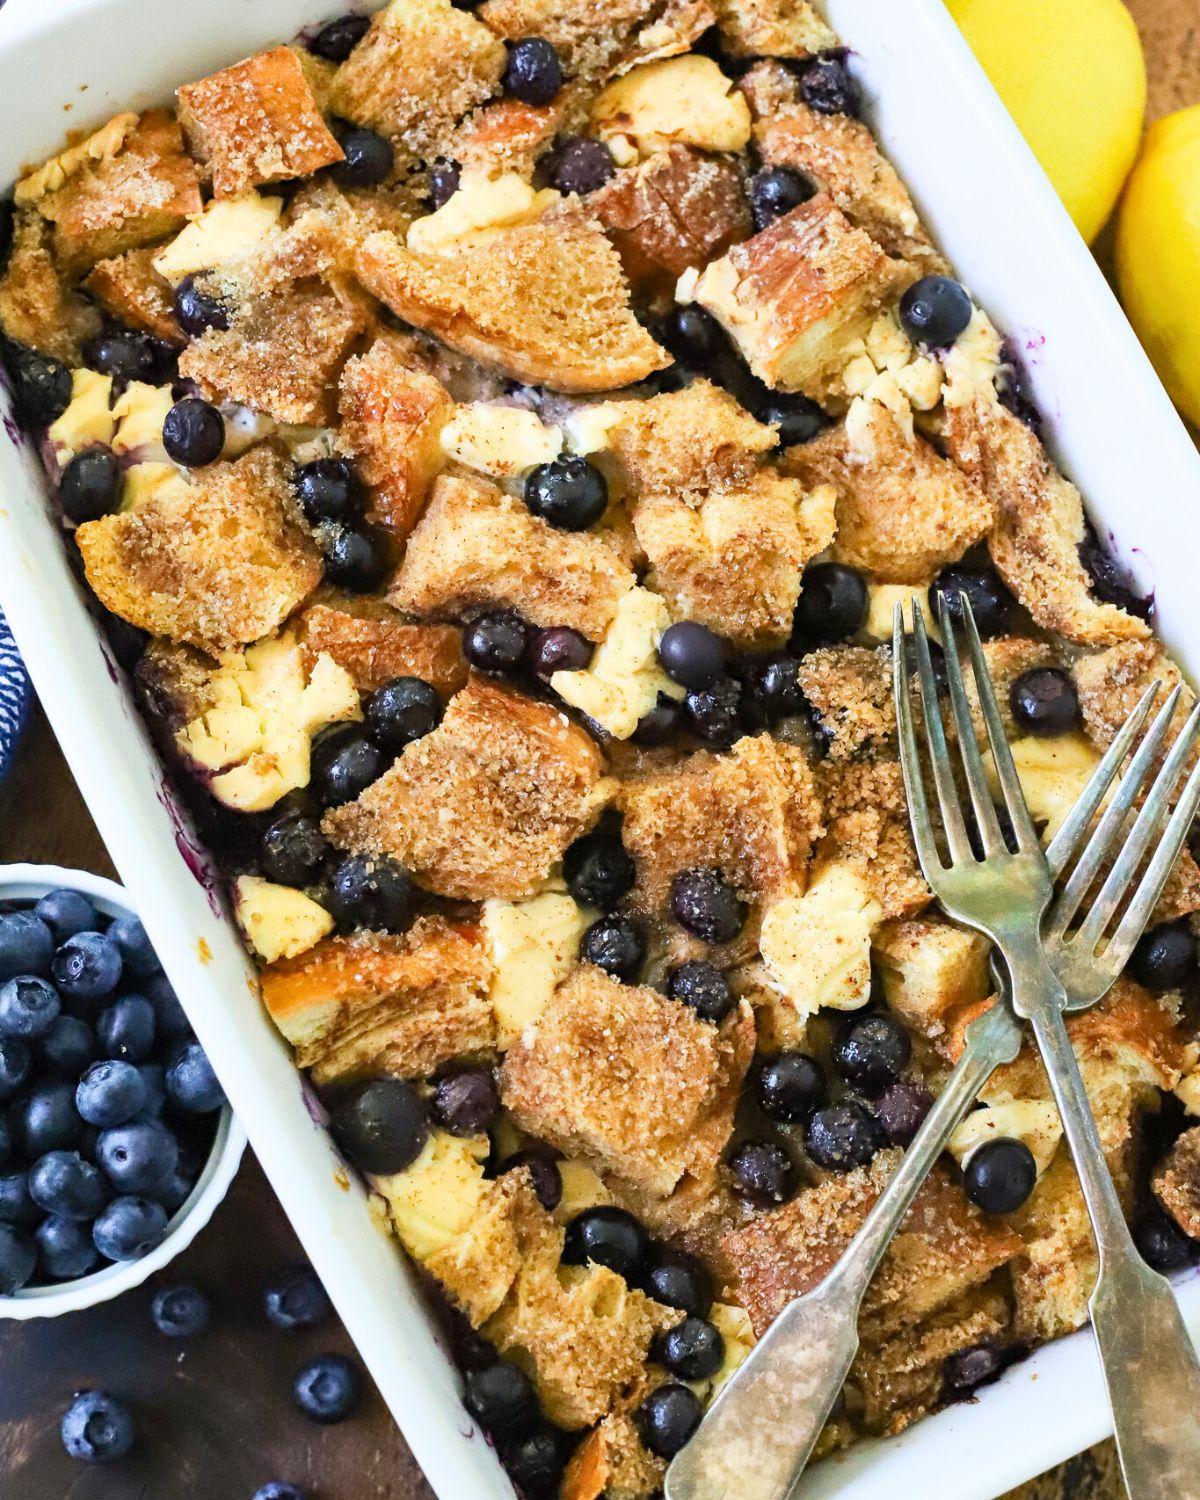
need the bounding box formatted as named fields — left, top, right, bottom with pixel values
left=1116, top=106, right=1200, bottom=429
left=947, top=0, right=1146, bottom=242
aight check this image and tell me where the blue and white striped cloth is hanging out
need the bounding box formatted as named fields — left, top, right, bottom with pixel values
left=0, top=607, right=30, bottom=779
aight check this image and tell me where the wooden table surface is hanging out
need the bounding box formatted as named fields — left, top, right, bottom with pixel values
left=1, top=2, right=1197, bottom=1496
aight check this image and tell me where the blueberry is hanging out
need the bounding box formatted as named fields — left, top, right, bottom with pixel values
left=294, top=1354, right=362, bottom=1424
left=501, top=1425, right=571, bottom=1496
left=545, top=136, right=615, bottom=195
left=61, top=1389, right=136, bottom=1462
left=464, top=1360, right=537, bottom=1436
left=755, top=1051, right=826, bottom=1122
left=28, top=893, right=90, bottom=948
left=0, top=1171, right=36, bottom=1227
left=365, top=677, right=443, bottom=753
left=310, top=726, right=385, bottom=807
left=831, top=1014, right=912, bottom=1095
left=320, top=523, right=392, bottom=592
left=2, top=341, right=72, bottom=426
left=874, top=1078, right=934, bottom=1146
left=1136, top=1209, right=1196, bottom=1273
left=262, top=813, right=332, bottom=887
left=929, top=564, right=1018, bottom=640
left=430, top=1067, right=498, bottom=1136
left=729, top=1139, right=796, bottom=1206
left=658, top=621, right=726, bottom=690
left=83, top=329, right=158, bottom=384
left=758, top=394, right=826, bottom=448
left=670, top=867, right=746, bottom=944
left=734, top=651, right=803, bottom=730
left=325, top=854, right=414, bottom=934
left=524, top=455, right=608, bottom=531
left=162, top=397, right=225, bottom=467
left=0, top=1037, right=30, bottom=1100
left=963, top=1138, right=1036, bottom=1214
left=635, top=1383, right=703, bottom=1458
left=294, top=457, right=364, bottom=525
left=943, top=1342, right=1007, bottom=1396
left=0, top=912, right=54, bottom=980
left=76, top=1059, right=147, bottom=1128
left=97, top=995, right=156, bottom=1063
left=12, top=1080, right=83, bottom=1156
left=428, top=160, right=461, bottom=210
left=310, top=12, right=371, bottom=60
left=52, top=930, right=123, bottom=1002
left=644, top=1248, right=713, bottom=1318
left=563, top=1206, right=648, bottom=1277
left=29, top=1150, right=108, bottom=1220
left=526, top=626, right=592, bottom=681
left=667, top=960, right=735, bottom=1024
left=0, top=1221, right=36, bottom=1293
left=798, top=52, right=861, bottom=116
left=174, top=274, right=232, bottom=336
left=330, top=1077, right=427, bottom=1174
left=1077, top=520, right=1152, bottom=619
left=750, top=165, right=816, bottom=231
left=0, top=1116, right=8, bottom=1168
left=634, top=691, right=684, bottom=745
left=142, top=974, right=189, bottom=1040
left=134, top=1064, right=166, bottom=1121
left=254, top=1487, right=306, bottom=1500
left=657, top=1316, right=725, bottom=1381
left=98, top=1120, right=179, bottom=1194
left=684, top=678, right=743, bottom=745
left=1009, top=667, right=1081, bottom=737
left=264, top=1264, right=332, bottom=1330
left=791, top=561, right=869, bottom=645
left=579, top=915, right=646, bottom=982
left=57, top=447, right=121, bottom=524
left=502, top=37, right=563, bottom=105
left=660, top=304, right=725, bottom=367
left=563, top=824, right=635, bottom=910
left=93, top=1195, right=168, bottom=1260
left=332, top=126, right=395, bottom=189
left=498, top=1148, right=562, bottom=1212
left=165, top=1040, right=225, bottom=1115
left=463, top=609, right=530, bottom=675
left=154, top=1166, right=198, bottom=1215
left=899, top=275, right=974, bottom=348
left=0, top=975, right=60, bottom=1039
left=151, top=1282, right=211, bottom=1337
left=36, top=1214, right=100, bottom=1281
left=805, top=1101, right=884, bottom=1172
left=1128, top=921, right=1196, bottom=993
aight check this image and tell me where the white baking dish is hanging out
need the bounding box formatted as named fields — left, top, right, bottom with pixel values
left=1, top=0, right=1199, bottom=1494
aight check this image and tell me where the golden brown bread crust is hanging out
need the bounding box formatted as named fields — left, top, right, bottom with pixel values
left=177, top=46, right=344, bottom=199
left=354, top=215, right=669, bottom=393
left=477, top=0, right=659, bottom=79
left=1153, top=1126, right=1200, bottom=1239
left=0, top=211, right=86, bottom=363
left=562, top=1412, right=665, bottom=1500
left=297, top=597, right=468, bottom=697
left=813, top=759, right=933, bottom=920
left=84, top=249, right=181, bottom=344
left=798, top=645, right=896, bottom=761
left=76, top=447, right=322, bottom=654
left=1073, top=639, right=1194, bottom=751
left=324, top=676, right=610, bottom=901
left=449, top=97, right=568, bottom=181
left=390, top=473, right=636, bottom=641
left=712, top=0, right=835, bottom=58
left=500, top=965, right=756, bottom=1196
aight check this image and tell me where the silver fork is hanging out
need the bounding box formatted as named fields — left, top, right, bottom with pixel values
left=666, top=602, right=1200, bottom=1500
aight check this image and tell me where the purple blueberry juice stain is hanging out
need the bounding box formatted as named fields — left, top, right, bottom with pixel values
left=154, top=775, right=226, bottom=918
left=301, top=1076, right=330, bottom=1128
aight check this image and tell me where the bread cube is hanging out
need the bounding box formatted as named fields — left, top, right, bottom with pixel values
left=0, top=211, right=83, bottom=363
left=1153, top=1126, right=1200, bottom=1239
left=563, top=1413, right=665, bottom=1500
left=329, top=0, right=506, bottom=169
left=177, top=46, right=343, bottom=199
left=815, top=760, right=932, bottom=921
left=1073, top=639, right=1194, bottom=753
left=84, top=249, right=181, bottom=343
left=477, top=0, right=659, bottom=77
left=449, top=98, right=567, bottom=181
left=590, top=56, right=752, bottom=159
left=500, top=965, right=756, bottom=1196
left=324, top=676, right=610, bottom=901
left=713, top=0, right=834, bottom=56
left=692, top=193, right=909, bottom=398
left=76, top=447, right=322, bottom=653
left=298, top=595, right=467, bottom=696
left=390, top=473, right=636, bottom=641
left=873, top=917, right=991, bottom=1040
left=797, top=645, right=895, bottom=761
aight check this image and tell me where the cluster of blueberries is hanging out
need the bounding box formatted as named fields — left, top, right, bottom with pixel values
left=59, top=1261, right=359, bottom=1497
left=0, top=892, right=225, bottom=1294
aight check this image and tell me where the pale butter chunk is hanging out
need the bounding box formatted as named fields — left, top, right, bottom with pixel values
left=482, top=890, right=592, bottom=1049
left=406, top=170, right=560, bottom=257
left=120, top=462, right=191, bottom=512
left=153, top=192, right=284, bottom=284
left=1004, top=731, right=1101, bottom=840
left=760, top=863, right=884, bottom=1024
left=551, top=587, right=685, bottom=740
left=942, top=307, right=1004, bottom=408
left=178, top=632, right=362, bottom=812
left=111, top=381, right=174, bottom=459
left=591, top=55, right=752, bottom=159
left=375, top=1129, right=490, bottom=1261
left=48, top=370, right=115, bottom=462
left=948, top=1099, right=1063, bottom=1178
left=233, top=875, right=334, bottom=964
left=14, top=111, right=139, bottom=203
left=863, top=583, right=941, bottom=644
left=441, top=402, right=562, bottom=478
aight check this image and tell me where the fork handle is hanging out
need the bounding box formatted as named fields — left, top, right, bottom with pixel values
left=663, top=999, right=1022, bottom=1500
left=1010, top=951, right=1200, bottom=1500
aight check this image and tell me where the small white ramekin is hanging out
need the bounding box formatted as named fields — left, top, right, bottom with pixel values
left=0, top=863, right=246, bottom=1320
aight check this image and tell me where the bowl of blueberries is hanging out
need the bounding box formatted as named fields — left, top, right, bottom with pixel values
left=0, top=864, right=245, bottom=1317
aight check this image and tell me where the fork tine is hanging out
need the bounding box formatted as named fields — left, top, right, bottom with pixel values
left=909, top=603, right=973, bottom=862
left=1073, top=696, right=1200, bottom=955
left=1044, top=682, right=1159, bottom=880
left=893, top=608, right=941, bottom=875
left=1045, top=685, right=1184, bottom=941
left=957, top=595, right=1039, bottom=852
left=937, top=598, right=1003, bottom=856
